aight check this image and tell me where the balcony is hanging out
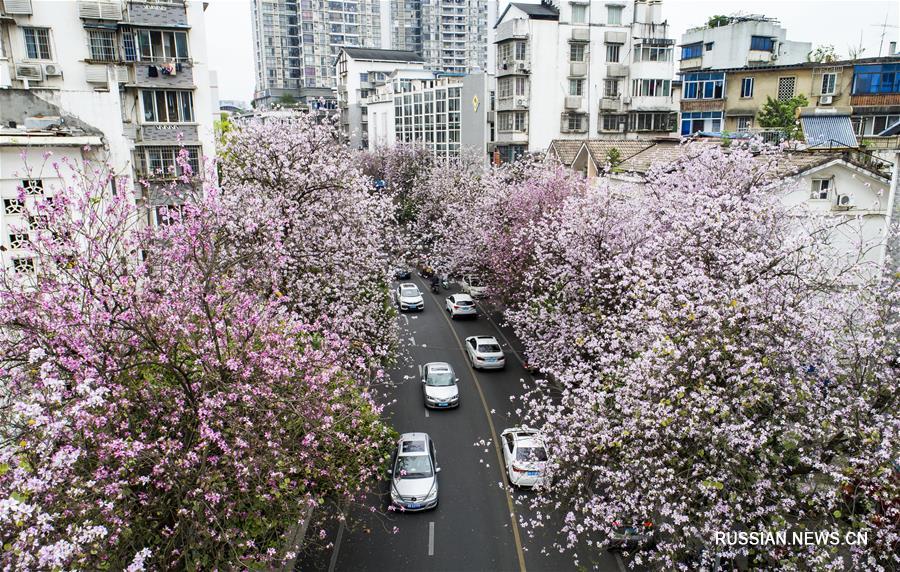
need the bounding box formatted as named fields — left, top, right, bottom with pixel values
left=128, top=62, right=194, bottom=88
left=495, top=19, right=528, bottom=43
left=599, top=97, right=621, bottom=111
left=569, top=62, right=587, bottom=77
left=496, top=97, right=528, bottom=111
left=565, top=96, right=583, bottom=110
left=496, top=130, right=528, bottom=144
left=496, top=60, right=529, bottom=77
left=679, top=57, right=702, bottom=71
left=604, top=31, right=627, bottom=44
left=570, top=28, right=589, bottom=43
left=606, top=64, right=628, bottom=77
left=136, top=124, right=199, bottom=144
left=123, top=0, right=188, bottom=27
left=850, top=93, right=900, bottom=106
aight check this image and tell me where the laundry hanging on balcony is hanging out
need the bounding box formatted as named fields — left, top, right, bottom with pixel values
left=159, top=62, right=177, bottom=76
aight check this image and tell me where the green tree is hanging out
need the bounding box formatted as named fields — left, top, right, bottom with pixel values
left=278, top=93, right=298, bottom=107
left=808, top=44, right=839, bottom=62
left=757, top=94, right=809, bottom=140
left=706, top=15, right=730, bottom=28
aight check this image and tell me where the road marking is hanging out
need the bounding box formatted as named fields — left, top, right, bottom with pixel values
left=409, top=336, right=416, bottom=346
left=425, top=409, right=429, bottom=418
left=436, top=302, right=528, bottom=572
left=475, top=301, right=530, bottom=373
left=401, top=314, right=409, bottom=326
left=327, top=512, right=346, bottom=572
left=615, top=553, right=626, bottom=572
left=428, top=521, right=435, bottom=556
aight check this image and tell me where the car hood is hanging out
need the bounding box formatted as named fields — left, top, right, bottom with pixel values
left=425, top=385, right=458, bottom=400
left=400, top=294, right=423, bottom=302
left=394, top=476, right=436, bottom=498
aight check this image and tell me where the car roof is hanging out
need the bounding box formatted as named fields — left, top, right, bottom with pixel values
left=425, top=362, right=452, bottom=372
left=453, top=293, right=474, bottom=301
left=506, top=428, right=544, bottom=446
left=398, top=432, right=430, bottom=456
left=474, top=336, right=499, bottom=343
left=399, top=283, right=418, bottom=288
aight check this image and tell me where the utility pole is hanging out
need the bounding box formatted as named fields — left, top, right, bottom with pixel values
left=872, top=13, right=899, bottom=57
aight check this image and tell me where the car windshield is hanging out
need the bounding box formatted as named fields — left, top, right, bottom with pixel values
left=457, top=300, right=475, bottom=306
left=468, top=278, right=482, bottom=287
left=395, top=454, right=433, bottom=478
left=426, top=370, right=455, bottom=386
left=400, top=286, right=420, bottom=297
left=516, top=446, right=548, bottom=462
left=478, top=343, right=501, bottom=353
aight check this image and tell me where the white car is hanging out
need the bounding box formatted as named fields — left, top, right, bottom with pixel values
left=445, top=293, right=477, bottom=319
left=461, top=275, right=487, bottom=298
left=464, top=335, right=505, bottom=370
left=500, top=427, right=548, bottom=488
left=421, top=362, right=459, bottom=409
left=388, top=432, right=440, bottom=511
left=395, top=283, right=424, bottom=311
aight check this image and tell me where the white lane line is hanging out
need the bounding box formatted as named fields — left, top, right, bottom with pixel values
left=425, top=409, right=429, bottom=418
left=327, top=514, right=346, bottom=572
left=418, top=364, right=423, bottom=379
left=428, top=521, right=435, bottom=556
left=409, top=336, right=416, bottom=346
left=615, top=553, right=626, bottom=572
left=401, top=314, right=409, bottom=326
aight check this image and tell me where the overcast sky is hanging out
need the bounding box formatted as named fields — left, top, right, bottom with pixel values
left=205, top=0, right=899, bottom=103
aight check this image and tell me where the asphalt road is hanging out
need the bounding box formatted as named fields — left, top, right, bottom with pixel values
left=317, top=277, right=627, bottom=572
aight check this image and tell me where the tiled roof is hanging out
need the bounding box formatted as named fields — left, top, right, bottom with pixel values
left=340, top=48, right=425, bottom=63
left=509, top=2, right=559, bottom=19
left=547, top=140, right=584, bottom=165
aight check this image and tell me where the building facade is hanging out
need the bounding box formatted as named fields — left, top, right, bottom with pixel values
left=252, top=0, right=490, bottom=107
left=678, top=14, right=812, bottom=73
left=492, top=0, right=678, bottom=162
left=366, top=70, right=490, bottom=158
left=335, top=47, right=425, bottom=148
left=0, top=0, right=216, bottom=227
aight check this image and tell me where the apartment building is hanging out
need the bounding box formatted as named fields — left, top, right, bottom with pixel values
left=676, top=56, right=900, bottom=139
left=335, top=47, right=425, bottom=148
left=0, top=0, right=216, bottom=228
left=678, top=14, right=812, bottom=73
left=252, top=0, right=491, bottom=107
left=492, top=0, right=678, bottom=162
left=366, top=70, right=490, bottom=158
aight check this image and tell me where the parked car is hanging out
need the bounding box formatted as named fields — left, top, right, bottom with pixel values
left=393, top=267, right=412, bottom=280
left=607, top=519, right=656, bottom=551
left=464, top=335, right=505, bottom=369
left=421, top=362, right=459, bottom=409
left=500, top=427, right=548, bottom=488
left=445, top=293, right=477, bottom=319
left=460, top=275, right=486, bottom=298
left=395, top=283, right=424, bottom=311
left=388, top=432, right=440, bottom=511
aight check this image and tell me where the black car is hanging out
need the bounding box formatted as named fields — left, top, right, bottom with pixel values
left=393, top=267, right=412, bottom=280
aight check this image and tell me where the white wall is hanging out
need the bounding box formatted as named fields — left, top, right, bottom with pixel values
left=681, top=20, right=812, bottom=69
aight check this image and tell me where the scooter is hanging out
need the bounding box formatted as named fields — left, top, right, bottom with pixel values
left=430, top=280, right=440, bottom=294
left=441, top=277, right=450, bottom=290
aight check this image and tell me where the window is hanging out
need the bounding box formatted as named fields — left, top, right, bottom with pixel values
left=12, top=258, right=35, bottom=275
left=600, top=114, right=623, bottom=132
left=134, top=30, right=190, bottom=62
left=777, top=77, right=796, bottom=101
left=142, top=90, right=194, bottom=122
left=515, top=41, right=526, bottom=60
left=569, top=79, right=584, bottom=96
left=359, top=72, right=369, bottom=82
left=820, top=72, right=836, bottom=95
left=570, top=44, right=585, bottom=62
left=681, top=42, right=702, bottom=60
left=680, top=111, right=723, bottom=135
left=571, top=4, right=586, bottom=24
left=604, top=79, right=619, bottom=97
left=88, top=30, right=117, bottom=62
left=631, top=79, right=671, bottom=97
left=704, top=42, right=714, bottom=51
left=498, top=77, right=512, bottom=98
left=22, top=179, right=43, bottom=195
left=852, top=63, right=900, bottom=95
left=8, top=234, right=28, bottom=249
left=736, top=116, right=753, bottom=131
left=606, top=44, right=620, bottom=63
left=740, top=77, right=754, bottom=98
left=633, top=45, right=672, bottom=62
left=564, top=113, right=586, bottom=132
left=750, top=35, right=775, bottom=51
left=24, top=27, right=52, bottom=60
left=4, top=199, right=23, bottom=215
left=140, top=146, right=201, bottom=178
left=607, top=5, right=622, bottom=25
left=629, top=112, right=675, bottom=132
left=515, top=77, right=527, bottom=96
left=498, top=111, right=526, bottom=132
left=682, top=72, right=725, bottom=100
left=811, top=179, right=831, bottom=200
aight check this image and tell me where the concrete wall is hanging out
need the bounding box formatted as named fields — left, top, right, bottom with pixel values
left=680, top=20, right=812, bottom=70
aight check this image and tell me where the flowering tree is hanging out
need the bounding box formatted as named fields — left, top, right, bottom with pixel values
left=0, top=153, right=395, bottom=569
left=497, top=145, right=898, bottom=570
left=219, top=117, right=397, bottom=365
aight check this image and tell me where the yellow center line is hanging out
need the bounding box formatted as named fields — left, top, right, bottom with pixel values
left=433, top=289, right=528, bottom=572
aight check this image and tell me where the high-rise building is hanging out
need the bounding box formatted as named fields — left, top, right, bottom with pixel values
left=252, top=0, right=490, bottom=107
left=0, top=0, right=216, bottom=230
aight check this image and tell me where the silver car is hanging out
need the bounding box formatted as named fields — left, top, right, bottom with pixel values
left=389, top=433, right=440, bottom=511
left=395, top=282, right=424, bottom=311
left=445, top=293, right=477, bottom=319
left=464, top=335, right=505, bottom=370
left=421, top=362, right=460, bottom=409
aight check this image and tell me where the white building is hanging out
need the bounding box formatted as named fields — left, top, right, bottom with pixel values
left=366, top=70, right=491, bottom=159
left=492, top=0, right=678, bottom=162
left=0, top=0, right=216, bottom=227
left=678, top=14, right=812, bottom=72
left=336, top=47, right=426, bottom=149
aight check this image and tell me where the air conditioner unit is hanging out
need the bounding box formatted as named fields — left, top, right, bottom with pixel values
left=819, top=94, right=833, bottom=105
left=516, top=62, right=529, bottom=72
left=835, top=194, right=854, bottom=209
left=15, top=64, right=43, bottom=81
left=42, top=63, right=63, bottom=77
left=516, top=97, right=527, bottom=107
left=622, top=96, right=632, bottom=104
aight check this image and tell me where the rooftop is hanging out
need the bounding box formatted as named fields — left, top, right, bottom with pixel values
left=341, top=47, right=425, bottom=63
left=496, top=1, right=559, bottom=26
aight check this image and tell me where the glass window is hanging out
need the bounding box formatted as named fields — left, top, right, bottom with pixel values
left=571, top=4, right=586, bottom=24
left=607, top=5, right=622, bottom=25
left=570, top=44, right=585, bottom=62
left=88, top=30, right=117, bottom=62
left=515, top=41, right=526, bottom=60
left=681, top=43, right=702, bottom=60
left=606, top=44, right=620, bottom=63
left=750, top=36, right=775, bottom=51
left=821, top=73, right=836, bottom=95
left=741, top=77, right=754, bottom=98
left=811, top=179, right=831, bottom=200
left=24, top=27, right=52, bottom=60
left=569, top=79, right=584, bottom=96
left=604, top=79, right=619, bottom=97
